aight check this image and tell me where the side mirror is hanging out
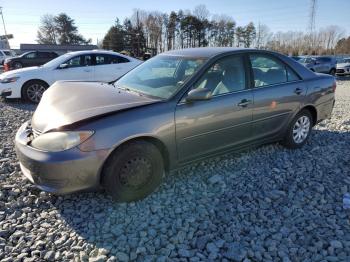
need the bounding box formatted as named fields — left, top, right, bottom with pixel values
left=314, top=60, right=319, bottom=65
left=58, top=63, right=68, bottom=69
left=186, top=88, right=212, bottom=102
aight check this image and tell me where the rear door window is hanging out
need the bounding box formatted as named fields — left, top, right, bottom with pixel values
left=37, top=52, right=50, bottom=58
left=250, top=54, right=299, bottom=87
left=95, top=54, right=130, bottom=65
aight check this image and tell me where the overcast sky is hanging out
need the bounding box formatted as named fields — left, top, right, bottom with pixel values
left=2, top=0, right=349, bottom=48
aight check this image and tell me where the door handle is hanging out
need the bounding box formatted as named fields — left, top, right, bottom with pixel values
left=237, top=99, right=251, bottom=107
left=84, top=69, right=91, bottom=72
left=294, top=88, right=303, bottom=95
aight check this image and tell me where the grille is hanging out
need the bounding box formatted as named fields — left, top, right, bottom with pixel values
left=336, top=69, right=345, bottom=73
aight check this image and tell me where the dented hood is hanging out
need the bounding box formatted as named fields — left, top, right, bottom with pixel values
left=31, top=81, right=159, bottom=132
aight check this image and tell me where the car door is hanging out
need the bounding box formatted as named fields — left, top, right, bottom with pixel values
left=314, top=58, right=328, bottom=73
left=94, top=54, right=135, bottom=82
left=249, top=53, right=307, bottom=140
left=22, top=51, right=38, bottom=67
left=53, top=54, right=95, bottom=82
left=175, top=54, right=253, bottom=163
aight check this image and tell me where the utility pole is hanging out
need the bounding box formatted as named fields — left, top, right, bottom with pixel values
left=308, top=0, right=317, bottom=53
left=0, top=7, right=7, bottom=36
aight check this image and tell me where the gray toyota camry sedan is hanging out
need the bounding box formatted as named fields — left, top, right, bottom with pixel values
left=15, top=48, right=336, bottom=202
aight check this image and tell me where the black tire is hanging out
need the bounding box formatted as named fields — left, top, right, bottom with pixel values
left=281, top=109, right=313, bottom=149
left=329, top=68, right=336, bottom=76
left=13, top=62, right=23, bottom=69
left=22, top=80, right=49, bottom=103
left=102, top=140, right=164, bottom=202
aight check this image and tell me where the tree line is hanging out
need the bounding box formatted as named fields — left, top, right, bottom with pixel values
left=37, top=13, right=91, bottom=45
left=37, top=7, right=350, bottom=56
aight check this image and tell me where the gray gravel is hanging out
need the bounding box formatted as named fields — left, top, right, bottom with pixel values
left=1, top=79, right=350, bottom=262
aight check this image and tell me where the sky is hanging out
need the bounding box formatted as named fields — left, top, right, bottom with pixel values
left=1, top=0, right=350, bottom=49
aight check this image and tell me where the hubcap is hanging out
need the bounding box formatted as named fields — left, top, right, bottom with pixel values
left=119, top=157, right=152, bottom=189
left=27, top=84, right=46, bottom=103
left=292, top=115, right=310, bottom=144
left=14, top=63, right=22, bottom=69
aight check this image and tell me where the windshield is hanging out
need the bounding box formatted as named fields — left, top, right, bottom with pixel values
left=339, top=58, right=350, bottom=63
left=41, top=53, right=71, bottom=68
left=19, top=51, right=32, bottom=57
left=115, top=55, right=206, bottom=99
left=4, top=51, right=14, bottom=56
left=299, top=57, right=314, bottom=63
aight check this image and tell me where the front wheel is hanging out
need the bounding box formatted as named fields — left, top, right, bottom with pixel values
left=13, top=62, right=23, bottom=69
left=329, top=68, right=336, bottom=76
left=22, top=80, right=48, bottom=103
left=102, top=140, right=164, bottom=202
left=281, top=110, right=313, bottom=149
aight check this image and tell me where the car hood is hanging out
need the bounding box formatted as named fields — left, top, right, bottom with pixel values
left=31, top=81, right=160, bottom=132
left=0, top=66, right=42, bottom=78
left=337, top=63, right=350, bottom=68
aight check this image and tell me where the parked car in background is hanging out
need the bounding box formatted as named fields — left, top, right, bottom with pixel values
left=299, top=56, right=337, bottom=75
left=15, top=47, right=336, bottom=202
left=290, top=56, right=302, bottom=61
left=0, top=49, right=16, bottom=65
left=3, top=51, right=58, bottom=71
left=0, top=50, right=142, bottom=103
left=336, top=57, right=350, bottom=76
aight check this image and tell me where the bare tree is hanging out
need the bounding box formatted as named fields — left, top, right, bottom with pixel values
left=37, top=14, right=57, bottom=44
left=254, top=23, right=271, bottom=49
left=193, top=4, right=209, bottom=21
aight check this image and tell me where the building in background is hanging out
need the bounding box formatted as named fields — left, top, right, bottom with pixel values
left=18, top=43, right=99, bottom=55
left=0, top=39, right=9, bottom=49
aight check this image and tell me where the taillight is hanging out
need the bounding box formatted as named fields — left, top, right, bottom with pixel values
left=332, top=81, right=336, bottom=92
left=3, top=63, right=9, bottom=72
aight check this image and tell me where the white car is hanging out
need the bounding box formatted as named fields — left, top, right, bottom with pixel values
left=0, top=49, right=16, bottom=64
left=0, top=50, right=142, bottom=103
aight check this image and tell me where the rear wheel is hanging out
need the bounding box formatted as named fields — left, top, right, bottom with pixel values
left=22, top=80, right=48, bottom=103
left=102, top=140, right=164, bottom=202
left=281, top=110, right=313, bottom=149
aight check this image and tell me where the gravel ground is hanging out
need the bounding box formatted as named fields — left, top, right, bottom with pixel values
left=0, top=79, right=350, bottom=262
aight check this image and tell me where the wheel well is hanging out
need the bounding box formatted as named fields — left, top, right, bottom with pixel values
left=21, top=79, right=49, bottom=97
left=100, top=137, right=170, bottom=181
left=301, top=105, right=317, bottom=126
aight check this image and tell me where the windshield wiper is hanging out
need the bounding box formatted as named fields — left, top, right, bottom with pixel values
left=116, top=85, right=144, bottom=97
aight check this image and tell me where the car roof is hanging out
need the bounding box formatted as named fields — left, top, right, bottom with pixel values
left=63, top=50, right=138, bottom=60
left=65, top=50, right=122, bottom=56
left=161, top=47, right=256, bottom=58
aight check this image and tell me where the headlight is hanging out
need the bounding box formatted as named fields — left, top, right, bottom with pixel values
left=1, top=76, right=20, bottom=83
left=31, top=131, right=94, bottom=152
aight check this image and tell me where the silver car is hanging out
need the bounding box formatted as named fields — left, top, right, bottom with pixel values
left=336, top=57, right=350, bottom=76
left=299, top=56, right=337, bottom=75
left=15, top=48, right=336, bottom=202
